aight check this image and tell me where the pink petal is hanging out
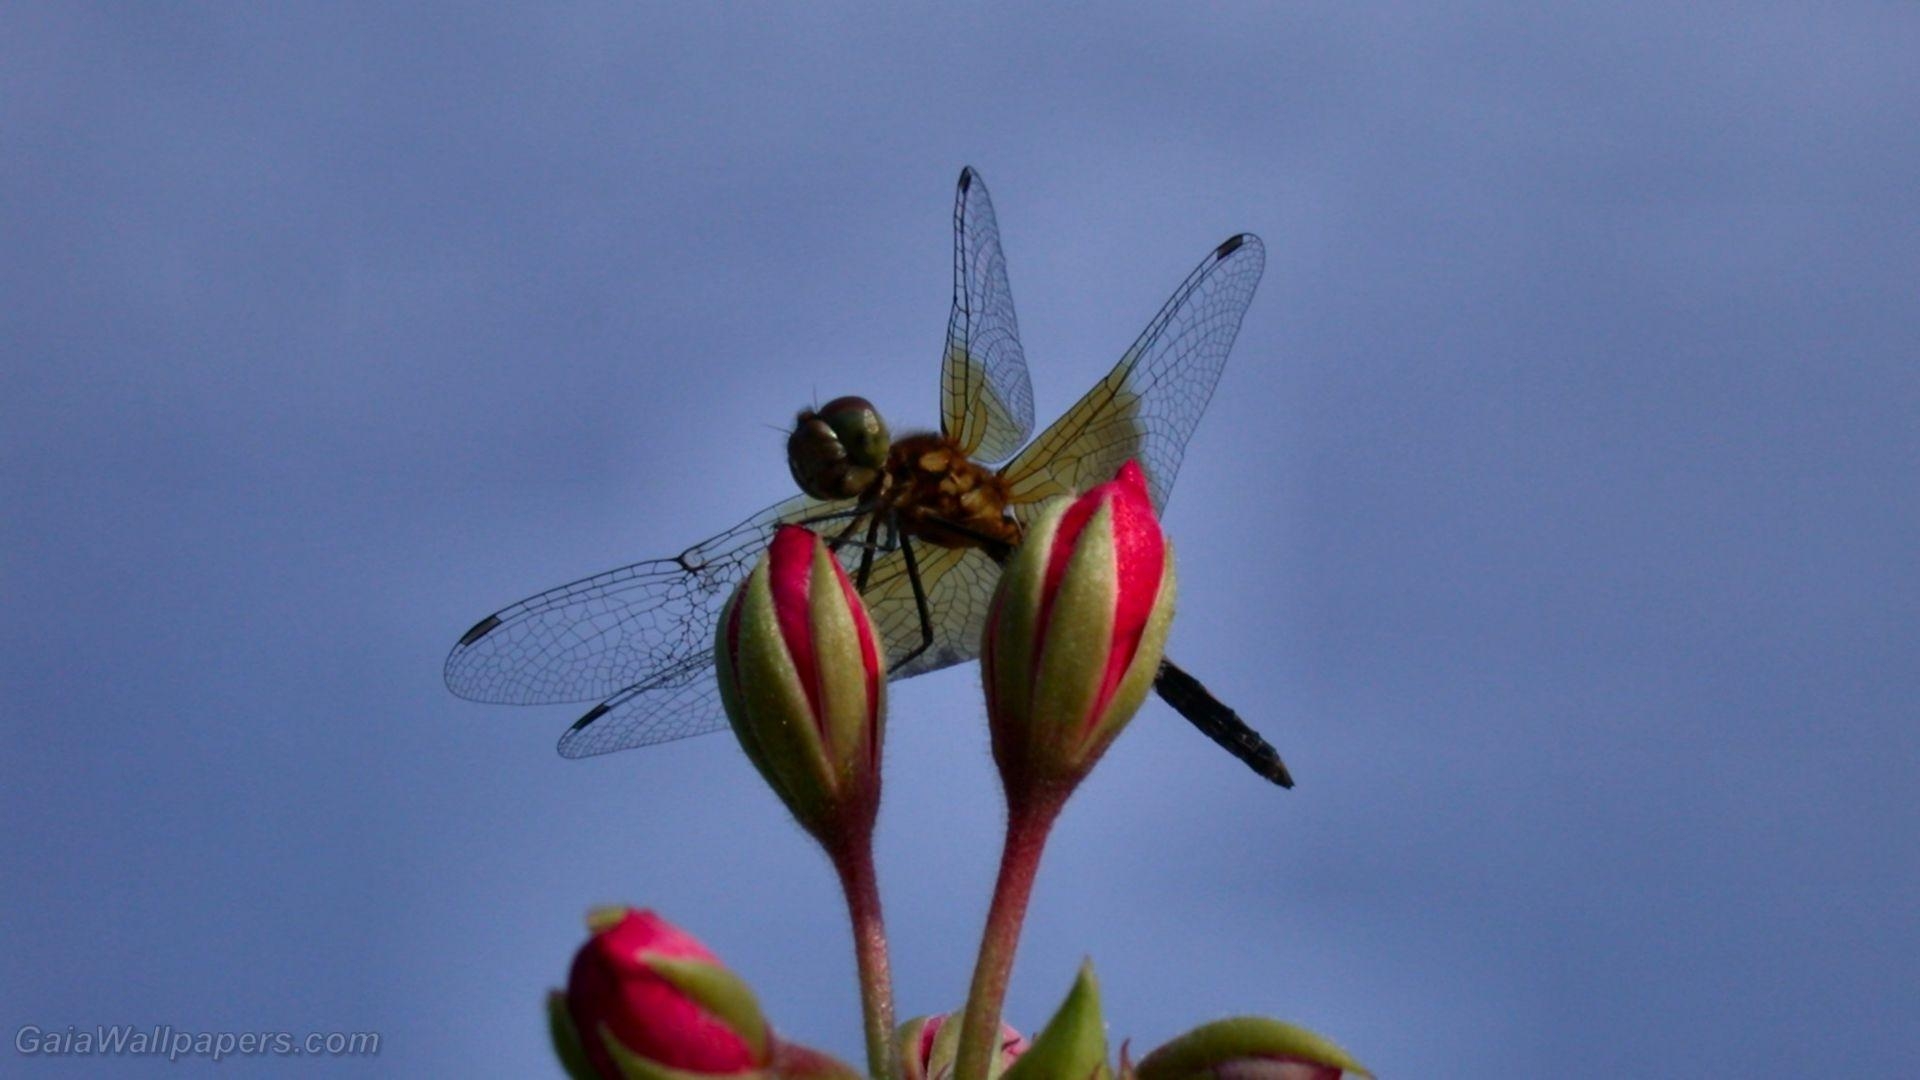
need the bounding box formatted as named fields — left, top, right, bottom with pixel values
left=768, top=526, right=823, bottom=730
left=1089, top=465, right=1164, bottom=732
left=567, top=910, right=757, bottom=1075
left=1035, top=483, right=1103, bottom=683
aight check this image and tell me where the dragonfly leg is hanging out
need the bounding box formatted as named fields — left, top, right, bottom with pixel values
left=804, top=506, right=893, bottom=573
left=892, top=532, right=936, bottom=669
left=855, top=512, right=881, bottom=592
left=799, top=505, right=869, bottom=530
left=1152, top=658, right=1294, bottom=789
left=811, top=510, right=901, bottom=593
left=813, top=508, right=895, bottom=589
left=820, top=509, right=870, bottom=551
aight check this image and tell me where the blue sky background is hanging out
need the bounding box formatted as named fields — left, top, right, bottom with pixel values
left=5, top=5, right=1918, bottom=1076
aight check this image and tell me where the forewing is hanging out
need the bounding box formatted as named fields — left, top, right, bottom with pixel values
left=940, top=167, right=1035, bottom=465
left=444, top=493, right=853, bottom=706
left=1000, top=234, right=1265, bottom=514
left=856, top=539, right=1004, bottom=679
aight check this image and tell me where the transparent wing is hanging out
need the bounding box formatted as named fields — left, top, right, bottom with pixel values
left=555, top=660, right=734, bottom=758
left=553, top=525, right=1000, bottom=759
left=444, top=493, right=854, bottom=707
left=940, top=167, right=1035, bottom=465
left=862, top=540, right=1004, bottom=678
left=1001, top=234, right=1265, bottom=515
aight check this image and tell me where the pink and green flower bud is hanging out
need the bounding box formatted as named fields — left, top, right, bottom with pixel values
left=1001, top=961, right=1110, bottom=1080
left=716, top=525, right=887, bottom=846
left=983, top=460, right=1175, bottom=795
left=554, top=906, right=773, bottom=1079
left=1133, top=1018, right=1371, bottom=1080
left=898, top=1013, right=1028, bottom=1080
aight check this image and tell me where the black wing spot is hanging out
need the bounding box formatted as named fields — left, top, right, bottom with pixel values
left=457, top=614, right=503, bottom=647
left=569, top=702, right=613, bottom=732
left=1214, top=234, right=1248, bottom=259
left=958, top=166, right=975, bottom=192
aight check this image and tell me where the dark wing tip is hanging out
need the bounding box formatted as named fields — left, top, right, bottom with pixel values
left=456, top=613, right=503, bottom=648
left=568, top=701, right=612, bottom=733
left=958, top=166, right=976, bottom=191
left=1214, top=233, right=1251, bottom=259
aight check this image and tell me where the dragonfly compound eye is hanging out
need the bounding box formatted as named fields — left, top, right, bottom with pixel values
left=787, top=396, right=891, bottom=500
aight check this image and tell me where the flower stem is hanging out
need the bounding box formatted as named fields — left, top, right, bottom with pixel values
left=953, top=790, right=1065, bottom=1080
left=831, top=838, right=896, bottom=1079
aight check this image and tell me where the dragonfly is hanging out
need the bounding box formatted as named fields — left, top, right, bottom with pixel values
left=446, top=167, right=1292, bottom=787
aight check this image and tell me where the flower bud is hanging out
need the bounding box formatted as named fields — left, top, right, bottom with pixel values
left=716, top=525, right=887, bottom=846
left=554, top=906, right=772, bottom=1079
left=898, top=1013, right=1027, bottom=1080
left=983, top=461, right=1175, bottom=794
left=1133, top=1018, right=1371, bottom=1080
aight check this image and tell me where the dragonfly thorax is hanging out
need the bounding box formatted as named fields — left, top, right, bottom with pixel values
left=880, top=432, right=1022, bottom=557
left=789, top=399, right=1020, bottom=557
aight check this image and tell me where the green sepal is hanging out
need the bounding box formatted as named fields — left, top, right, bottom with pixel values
left=1003, top=961, right=1108, bottom=1080
left=586, top=905, right=633, bottom=934
left=894, top=1016, right=937, bottom=1080
left=805, top=539, right=883, bottom=794
left=546, top=991, right=597, bottom=1080
left=1132, top=1016, right=1370, bottom=1079
left=1028, top=500, right=1120, bottom=768
left=719, top=565, right=834, bottom=829
left=927, top=1012, right=967, bottom=1079
left=984, top=498, right=1061, bottom=768
left=645, top=955, right=772, bottom=1060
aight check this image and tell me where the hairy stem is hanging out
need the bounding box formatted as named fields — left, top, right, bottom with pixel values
left=952, top=791, right=1065, bottom=1080
left=832, top=839, right=896, bottom=1079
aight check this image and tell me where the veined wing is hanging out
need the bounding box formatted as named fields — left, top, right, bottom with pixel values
left=554, top=660, right=734, bottom=758
left=1001, top=233, right=1265, bottom=515
left=862, top=541, right=1003, bottom=679
left=940, top=167, right=1035, bottom=466
left=553, top=520, right=997, bottom=759
left=552, top=530, right=990, bottom=757
left=444, top=493, right=854, bottom=707
left=849, top=233, right=1268, bottom=688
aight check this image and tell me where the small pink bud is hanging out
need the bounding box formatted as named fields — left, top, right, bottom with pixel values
left=716, top=525, right=887, bottom=846
left=983, top=461, right=1176, bottom=793
left=557, top=907, right=771, bottom=1078
left=898, top=1013, right=1027, bottom=1080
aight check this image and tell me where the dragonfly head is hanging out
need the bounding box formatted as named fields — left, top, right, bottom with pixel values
left=788, top=396, right=892, bottom=501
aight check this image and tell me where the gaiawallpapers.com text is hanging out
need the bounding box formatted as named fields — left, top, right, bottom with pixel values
left=15, top=1024, right=379, bottom=1062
